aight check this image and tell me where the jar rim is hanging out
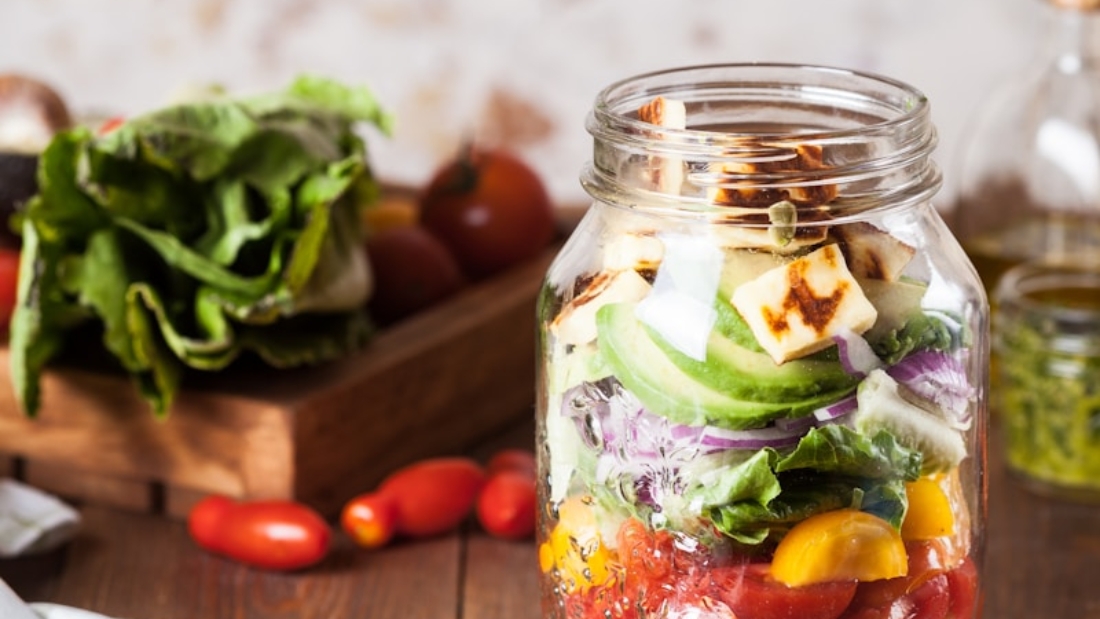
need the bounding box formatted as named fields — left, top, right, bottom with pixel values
left=995, top=262, right=1100, bottom=322
left=590, top=62, right=932, bottom=147
left=582, top=63, right=942, bottom=221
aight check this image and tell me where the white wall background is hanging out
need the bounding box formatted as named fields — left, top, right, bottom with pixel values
left=0, top=0, right=1045, bottom=210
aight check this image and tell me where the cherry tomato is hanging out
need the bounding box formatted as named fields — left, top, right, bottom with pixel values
left=365, top=226, right=466, bottom=326
left=840, top=541, right=963, bottom=619
left=714, top=563, right=858, bottom=619
left=187, top=496, right=331, bottom=571
left=187, top=495, right=234, bottom=551
left=0, top=248, right=19, bottom=331
left=419, top=146, right=556, bottom=279
left=97, top=116, right=125, bottom=135
left=842, top=574, right=950, bottom=619
left=378, top=456, right=487, bottom=537
left=486, top=448, right=537, bottom=478
left=945, top=557, right=980, bottom=619
left=341, top=492, right=398, bottom=550
left=476, top=470, right=537, bottom=540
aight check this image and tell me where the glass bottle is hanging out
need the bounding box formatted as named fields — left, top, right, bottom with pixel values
left=952, top=0, right=1100, bottom=295
left=536, top=64, right=988, bottom=619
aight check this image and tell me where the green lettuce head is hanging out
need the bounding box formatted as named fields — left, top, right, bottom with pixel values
left=10, top=75, right=393, bottom=416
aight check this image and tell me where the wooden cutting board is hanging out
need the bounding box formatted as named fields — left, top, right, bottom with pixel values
left=0, top=245, right=558, bottom=518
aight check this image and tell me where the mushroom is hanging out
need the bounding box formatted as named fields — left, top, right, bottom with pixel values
left=0, top=73, right=72, bottom=248
left=0, top=73, right=72, bottom=154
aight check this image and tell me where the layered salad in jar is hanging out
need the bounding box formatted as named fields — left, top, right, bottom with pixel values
left=537, top=97, right=981, bottom=619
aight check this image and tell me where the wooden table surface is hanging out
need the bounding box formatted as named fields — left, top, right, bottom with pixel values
left=1, top=417, right=1099, bottom=619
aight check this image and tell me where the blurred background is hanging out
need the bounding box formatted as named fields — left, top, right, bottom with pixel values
left=0, top=0, right=1040, bottom=211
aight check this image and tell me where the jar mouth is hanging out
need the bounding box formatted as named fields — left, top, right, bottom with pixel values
left=582, top=63, right=941, bottom=222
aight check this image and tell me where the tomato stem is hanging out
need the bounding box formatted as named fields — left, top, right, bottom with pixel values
left=450, top=140, right=481, bottom=194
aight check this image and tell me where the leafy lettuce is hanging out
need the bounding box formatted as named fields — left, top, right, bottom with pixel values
left=11, top=75, right=392, bottom=416
left=689, top=424, right=922, bottom=545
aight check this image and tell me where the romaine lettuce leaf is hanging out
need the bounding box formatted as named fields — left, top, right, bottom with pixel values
left=690, top=424, right=922, bottom=545
left=11, top=75, right=391, bottom=416
left=871, top=311, right=967, bottom=365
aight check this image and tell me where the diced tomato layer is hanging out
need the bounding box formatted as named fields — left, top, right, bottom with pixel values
left=554, top=523, right=981, bottom=619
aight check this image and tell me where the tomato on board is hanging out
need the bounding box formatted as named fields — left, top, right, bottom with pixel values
left=486, top=448, right=537, bottom=478
left=341, top=491, right=399, bottom=550
left=713, top=563, right=858, bottom=619
left=0, top=247, right=19, bottom=332
left=377, top=457, right=487, bottom=538
left=419, top=147, right=556, bottom=280
left=187, top=496, right=331, bottom=571
left=476, top=470, right=537, bottom=540
left=365, top=226, right=466, bottom=326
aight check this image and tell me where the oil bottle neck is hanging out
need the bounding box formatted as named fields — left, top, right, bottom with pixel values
left=1044, top=3, right=1100, bottom=63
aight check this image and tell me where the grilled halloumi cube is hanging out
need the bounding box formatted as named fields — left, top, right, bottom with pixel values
left=602, top=229, right=664, bottom=272
left=637, top=96, right=687, bottom=194
left=731, top=244, right=877, bottom=364
left=707, top=144, right=838, bottom=208
left=551, top=268, right=652, bottom=346
left=830, top=222, right=916, bottom=281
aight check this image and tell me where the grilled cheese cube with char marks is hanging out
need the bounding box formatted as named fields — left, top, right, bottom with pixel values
left=550, top=268, right=652, bottom=347
left=708, top=144, right=838, bottom=208
left=731, top=243, right=877, bottom=364
left=637, top=95, right=687, bottom=194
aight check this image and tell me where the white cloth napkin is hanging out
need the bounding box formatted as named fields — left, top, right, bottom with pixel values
left=0, top=581, right=117, bottom=619
left=0, top=479, right=81, bottom=557
left=29, top=603, right=117, bottom=619
left=0, top=480, right=119, bottom=617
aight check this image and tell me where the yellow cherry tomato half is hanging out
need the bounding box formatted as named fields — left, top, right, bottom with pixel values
left=538, top=496, right=613, bottom=594
left=901, top=475, right=956, bottom=541
left=771, top=508, right=908, bottom=587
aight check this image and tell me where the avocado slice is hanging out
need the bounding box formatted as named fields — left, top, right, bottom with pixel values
left=595, top=302, right=855, bottom=430
left=859, top=277, right=929, bottom=343
left=653, top=313, right=859, bottom=402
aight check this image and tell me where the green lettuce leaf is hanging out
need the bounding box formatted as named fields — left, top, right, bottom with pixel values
left=11, top=75, right=391, bottom=416
left=871, top=311, right=967, bottom=365
left=690, top=424, right=922, bottom=546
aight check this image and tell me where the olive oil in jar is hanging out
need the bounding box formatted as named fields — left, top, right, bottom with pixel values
left=961, top=212, right=1100, bottom=295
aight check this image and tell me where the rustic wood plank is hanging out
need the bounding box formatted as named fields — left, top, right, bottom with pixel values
left=0, top=453, right=15, bottom=478
left=983, top=422, right=1100, bottom=618
left=0, top=367, right=276, bottom=499
left=462, top=531, right=540, bottom=619
left=0, top=547, right=66, bottom=605
left=163, top=484, right=209, bottom=520
left=28, top=505, right=466, bottom=619
left=22, top=460, right=155, bottom=513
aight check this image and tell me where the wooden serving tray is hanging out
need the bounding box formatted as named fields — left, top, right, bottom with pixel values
left=0, top=246, right=557, bottom=519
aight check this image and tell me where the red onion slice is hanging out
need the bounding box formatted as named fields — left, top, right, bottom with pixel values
left=833, top=327, right=884, bottom=378
left=775, top=415, right=817, bottom=433
left=699, top=424, right=805, bottom=450
left=886, top=350, right=975, bottom=429
left=813, top=395, right=859, bottom=423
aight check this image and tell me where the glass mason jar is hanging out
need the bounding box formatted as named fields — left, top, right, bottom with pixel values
left=536, top=64, right=988, bottom=619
